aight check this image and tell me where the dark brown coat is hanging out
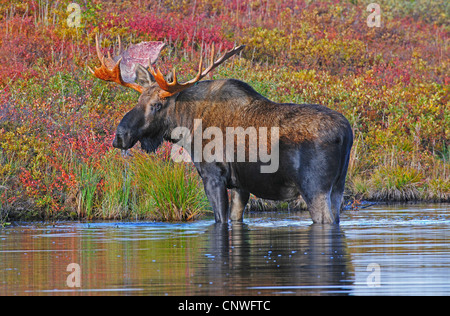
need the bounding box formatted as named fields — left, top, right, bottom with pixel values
left=114, top=75, right=353, bottom=224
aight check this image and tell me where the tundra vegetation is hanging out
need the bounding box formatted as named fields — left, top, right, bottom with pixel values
left=0, top=0, right=448, bottom=221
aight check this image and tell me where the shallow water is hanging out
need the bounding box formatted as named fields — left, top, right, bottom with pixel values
left=1, top=204, right=449, bottom=295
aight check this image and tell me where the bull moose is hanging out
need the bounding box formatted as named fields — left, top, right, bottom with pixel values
left=89, top=36, right=353, bottom=224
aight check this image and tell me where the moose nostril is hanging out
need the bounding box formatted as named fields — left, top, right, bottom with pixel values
left=113, top=135, right=123, bottom=148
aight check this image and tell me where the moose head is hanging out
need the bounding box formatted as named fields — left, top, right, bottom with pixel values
left=89, top=35, right=244, bottom=153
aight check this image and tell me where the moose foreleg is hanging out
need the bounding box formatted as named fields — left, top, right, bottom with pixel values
left=230, top=189, right=249, bottom=221
left=203, top=177, right=229, bottom=223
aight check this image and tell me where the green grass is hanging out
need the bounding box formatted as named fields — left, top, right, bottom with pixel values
left=370, top=166, right=424, bottom=201
left=130, top=151, right=210, bottom=221
left=76, top=163, right=102, bottom=218
left=72, top=148, right=211, bottom=221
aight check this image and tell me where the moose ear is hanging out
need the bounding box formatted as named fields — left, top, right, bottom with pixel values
left=135, top=64, right=155, bottom=88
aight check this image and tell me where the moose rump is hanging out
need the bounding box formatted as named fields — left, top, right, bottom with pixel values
left=89, top=35, right=353, bottom=224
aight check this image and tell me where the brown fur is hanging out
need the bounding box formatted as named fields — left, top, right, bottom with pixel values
left=170, top=79, right=348, bottom=150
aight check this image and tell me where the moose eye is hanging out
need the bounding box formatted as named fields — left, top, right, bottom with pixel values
left=151, top=103, right=162, bottom=113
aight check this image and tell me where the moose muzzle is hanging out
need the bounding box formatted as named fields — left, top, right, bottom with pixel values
left=113, top=126, right=136, bottom=150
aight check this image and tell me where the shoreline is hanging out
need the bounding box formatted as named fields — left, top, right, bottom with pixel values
left=2, top=199, right=449, bottom=224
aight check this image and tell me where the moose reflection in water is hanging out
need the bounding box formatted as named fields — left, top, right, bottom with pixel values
left=195, top=223, right=352, bottom=295
left=2, top=205, right=449, bottom=296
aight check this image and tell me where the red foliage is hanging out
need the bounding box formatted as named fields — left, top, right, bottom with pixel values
left=0, top=16, right=74, bottom=84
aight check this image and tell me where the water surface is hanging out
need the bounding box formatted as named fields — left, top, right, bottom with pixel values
left=1, top=204, right=449, bottom=295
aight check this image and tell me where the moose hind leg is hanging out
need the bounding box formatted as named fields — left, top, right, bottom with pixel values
left=330, top=175, right=346, bottom=223
left=296, top=161, right=336, bottom=224
left=330, top=146, right=351, bottom=224
left=304, top=191, right=335, bottom=224
left=296, top=143, right=342, bottom=224
left=230, top=189, right=250, bottom=221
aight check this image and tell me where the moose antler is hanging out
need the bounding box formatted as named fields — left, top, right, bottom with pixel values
left=149, top=44, right=245, bottom=99
left=88, top=34, right=165, bottom=94
left=88, top=34, right=144, bottom=93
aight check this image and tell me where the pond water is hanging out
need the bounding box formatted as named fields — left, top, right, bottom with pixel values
left=1, top=204, right=449, bottom=296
